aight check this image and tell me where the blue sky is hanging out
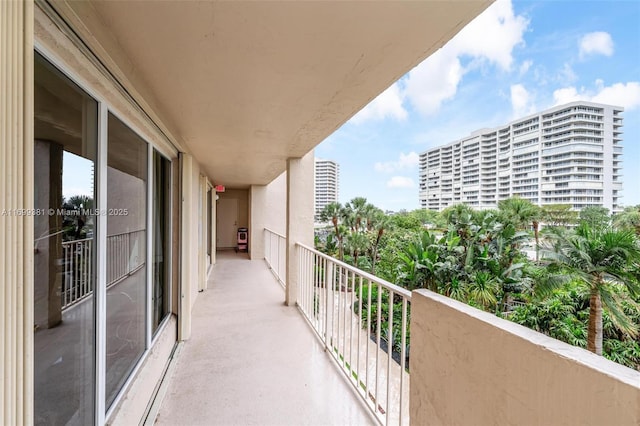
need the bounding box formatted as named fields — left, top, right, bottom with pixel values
left=315, top=0, right=640, bottom=212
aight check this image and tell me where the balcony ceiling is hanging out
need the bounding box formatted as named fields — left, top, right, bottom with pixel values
left=61, top=0, right=492, bottom=188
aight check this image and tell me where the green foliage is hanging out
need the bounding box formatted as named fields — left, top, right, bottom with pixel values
left=355, top=284, right=410, bottom=356
left=497, top=196, right=540, bottom=231
left=579, top=206, right=610, bottom=230
left=613, top=205, right=640, bottom=235
left=317, top=196, right=640, bottom=370
left=510, top=282, right=640, bottom=369
left=542, top=204, right=578, bottom=228
left=388, top=211, right=423, bottom=232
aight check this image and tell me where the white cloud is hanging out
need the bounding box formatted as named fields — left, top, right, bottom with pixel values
left=510, top=84, right=535, bottom=117
left=552, top=87, right=582, bottom=105
left=553, top=81, right=640, bottom=110
left=374, top=151, right=420, bottom=173
left=386, top=176, right=415, bottom=189
left=558, top=63, right=577, bottom=84
left=404, top=0, right=529, bottom=116
left=592, top=82, right=640, bottom=109
left=404, top=49, right=464, bottom=116
left=519, top=60, right=533, bottom=76
left=351, top=83, right=407, bottom=124
left=579, top=31, right=614, bottom=59
left=450, top=0, right=529, bottom=71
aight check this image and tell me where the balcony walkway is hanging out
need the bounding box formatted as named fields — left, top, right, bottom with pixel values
left=154, top=251, right=374, bottom=425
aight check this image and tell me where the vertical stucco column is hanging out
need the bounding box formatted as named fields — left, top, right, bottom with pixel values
left=0, top=1, right=34, bottom=424
left=249, top=184, right=267, bottom=260
left=179, top=153, right=193, bottom=341
left=285, top=151, right=314, bottom=306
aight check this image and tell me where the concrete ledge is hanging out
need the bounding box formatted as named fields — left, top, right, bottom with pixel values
left=409, top=289, right=640, bottom=426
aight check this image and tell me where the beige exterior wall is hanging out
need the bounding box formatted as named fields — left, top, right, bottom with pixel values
left=285, top=152, right=315, bottom=305
left=249, top=171, right=287, bottom=260
left=264, top=172, right=287, bottom=235
left=219, top=190, right=249, bottom=226
left=1, top=1, right=34, bottom=424
left=410, top=289, right=640, bottom=426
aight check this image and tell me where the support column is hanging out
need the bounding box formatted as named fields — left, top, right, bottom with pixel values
left=178, top=153, right=193, bottom=341
left=0, top=1, right=34, bottom=424
left=33, top=141, right=63, bottom=329
left=285, top=151, right=314, bottom=306
left=249, top=184, right=267, bottom=260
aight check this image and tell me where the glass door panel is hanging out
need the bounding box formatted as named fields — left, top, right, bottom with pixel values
left=34, top=52, right=97, bottom=426
left=105, top=113, right=147, bottom=408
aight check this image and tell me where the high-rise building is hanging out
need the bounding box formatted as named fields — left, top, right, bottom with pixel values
left=419, top=101, right=623, bottom=212
left=314, top=158, right=340, bottom=219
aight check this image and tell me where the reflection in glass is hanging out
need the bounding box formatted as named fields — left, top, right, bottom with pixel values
left=105, top=113, right=147, bottom=408
left=34, top=52, right=97, bottom=425
left=152, top=150, right=171, bottom=334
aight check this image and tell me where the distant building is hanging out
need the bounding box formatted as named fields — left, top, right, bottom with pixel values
left=419, top=101, right=623, bottom=212
left=314, top=158, right=340, bottom=219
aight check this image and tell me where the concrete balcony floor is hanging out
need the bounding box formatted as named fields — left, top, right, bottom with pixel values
left=155, top=251, right=374, bottom=425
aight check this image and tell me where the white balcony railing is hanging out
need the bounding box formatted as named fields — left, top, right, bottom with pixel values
left=61, top=238, right=93, bottom=310
left=296, top=243, right=411, bottom=426
left=264, top=228, right=286, bottom=288
left=106, top=229, right=145, bottom=286
left=61, top=229, right=146, bottom=310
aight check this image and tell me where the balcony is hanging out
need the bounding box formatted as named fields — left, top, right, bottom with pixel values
left=150, top=232, right=640, bottom=426
left=154, top=251, right=376, bottom=425
left=153, top=242, right=412, bottom=426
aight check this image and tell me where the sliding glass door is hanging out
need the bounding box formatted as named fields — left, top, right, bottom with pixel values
left=33, top=52, right=176, bottom=424
left=34, top=52, right=97, bottom=426
left=105, top=113, right=148, bottom=408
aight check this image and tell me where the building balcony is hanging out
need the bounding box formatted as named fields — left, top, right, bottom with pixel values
left=153, top=251, right=377, bottom=425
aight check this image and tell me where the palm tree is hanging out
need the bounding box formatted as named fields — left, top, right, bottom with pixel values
left=398, top=231, right=440, bottom=291
left=543, top=224, right=640, bottom=355
left=498, top=197, right=541, bottom=260
left=613, top=205, right=640, bottom=235
left=369, top=210, right=390, bottom=275
left=344, top=197, right=369, bottom=232
left=320, top=202, right=345, bottom=260
left=468, top=271, right=499, bottom=311
left=66, top=194, right=94, bottom=210
left=345, top=231, right=369, bottom=269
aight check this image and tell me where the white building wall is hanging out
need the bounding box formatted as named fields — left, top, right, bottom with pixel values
left=314, top=158, right=339, bottom=218
left=419, top=102, right=623, bottom=212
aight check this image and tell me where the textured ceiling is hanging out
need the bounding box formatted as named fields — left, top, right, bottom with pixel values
left=68, top=0, right=492, bottom=188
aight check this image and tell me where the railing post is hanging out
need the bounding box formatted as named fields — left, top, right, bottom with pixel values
left=324, top=260, right=334, bottom=351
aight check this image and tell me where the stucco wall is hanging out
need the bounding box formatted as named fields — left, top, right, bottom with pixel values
left=264, top=172, right=287, bottom=235
left=249, top=172, right=287, bottom=260
left=219, top=189, right=249, bottom=228
left=410, top=289, right=640, bottom=426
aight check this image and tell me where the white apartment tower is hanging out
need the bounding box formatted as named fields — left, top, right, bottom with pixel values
left=315, top=159, right=340, bottom=218
left=419, top=101, right=623, bottom=212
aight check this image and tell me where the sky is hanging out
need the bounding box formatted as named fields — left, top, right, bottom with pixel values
left=315, top=0, right=640, bottom=212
